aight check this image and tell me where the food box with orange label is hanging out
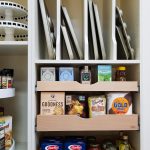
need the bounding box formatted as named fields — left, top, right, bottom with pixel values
left=40, top=92, right=65, bottom=115
left=106, top=92, right=132, bottom=115
left=0, top=116, right=12, bottom=148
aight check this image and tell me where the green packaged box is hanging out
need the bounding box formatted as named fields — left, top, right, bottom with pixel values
left=98, top=65, right=112, bottom=81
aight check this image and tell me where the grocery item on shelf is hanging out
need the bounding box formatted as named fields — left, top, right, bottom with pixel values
left=0, top=123, right=5, bottom=150
left=0, top=69, right=14, bottom=89
left=41, top=67, right=56, bottom=81
left=59, top=67, right=74, bottom=81
left=64, top=137, right=86, bottom=150
left=98, top=65, right=112, bottom=81
left=80, top=66, right=91, bottom=84
left=106, top=92, right=132, bottom=115
left=0, top=116, right=12, bottom=149
left=40, top=134, right=133, bottom=150
left=102, top=141, right=117, bottom=150
left=88, top=143, right=101, bottom=150
left=65, top=95, right=87, bottom=118
left=40, top=137, right=63, bottom=150
left=115, top=66, right=126, bottom=81
left=119, top=135, right=132, bottom=150
left=40, top=92, right=65, bottom=115
left=0, top=107, right=4, bottom=116
left=88, top=95, right=106, bottom=118
left=116, top=131, right=124, bottom=149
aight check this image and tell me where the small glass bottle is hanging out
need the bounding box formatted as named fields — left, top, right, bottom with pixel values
left=81, top=66, right=91, bottom=84
left=0, top=70, right=2, bottom=89
left=88, top=144, right=101, bottom=150
left=2, top=70, right=7, bottom=89
left=119, top=135, right=130, bottom=150
left=6, top=69, right=14, bottom=88
left=116, top=66, right=126, bottom=81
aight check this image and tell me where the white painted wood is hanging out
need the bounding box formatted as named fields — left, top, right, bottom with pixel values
left=28, top=0, right=147, bottom=150
left=84, top=0, right=88, bottom=60
left=35, top=59, right=140, bottom=64
left=0, top=41, right=27, bottom=55
left=0, top=88, right=15, bottom=99
left=15, top=142, right=27, bottom=150
left=140, top=0, right=150, bottom=150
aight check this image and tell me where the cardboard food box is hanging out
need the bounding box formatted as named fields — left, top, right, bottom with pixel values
left=40, top=92, right=65, bottom=115
left=65, top=95, right=87, bottom=118
left=0, top=116, right=12, bottom=148
left=98, top=65, right=112, bottom=81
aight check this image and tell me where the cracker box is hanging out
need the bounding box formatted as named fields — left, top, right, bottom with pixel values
left=0, top=116, right=12, bottom=148
left=41, top=67, right=56, bottom=81
left=65, top=95, right=87, bottom=118
left=59, top=67, right=74, bottom=81
left=40, top=92, right=65, bottom=115
left=88, top=96, right=106, bottom=118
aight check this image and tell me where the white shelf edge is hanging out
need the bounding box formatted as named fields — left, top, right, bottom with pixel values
left=15, top=142, right=27, bottom=150
left=0, top=41, right=28, bottom=45
left=35, top=59, right=141, bottom=64
left=0, top=88, right=15, bottom=99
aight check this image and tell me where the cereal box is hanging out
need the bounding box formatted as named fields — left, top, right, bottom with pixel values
left=0, top=116, right=12, bottom=148
left=88, top=96, right=106, bottom=118
left=40, top=92, right=65, bottom=115
left=65, top=95, right=87, bottom=118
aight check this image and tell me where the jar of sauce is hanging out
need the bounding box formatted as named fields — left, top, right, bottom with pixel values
left=115, top=66, right=126, bottom=81
left=88, top=144, right=101, bottom=150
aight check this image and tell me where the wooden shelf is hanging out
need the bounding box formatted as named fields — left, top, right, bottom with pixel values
left=0, top=41, right=28, bottom=55
left=0, top=88, right=15, bottom=99
left=36, top=115, right=139, bottom=131
left=37, top=81, right=138, bottom=92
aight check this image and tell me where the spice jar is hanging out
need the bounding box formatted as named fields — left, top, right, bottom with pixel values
left=6, top=69, right=14, bottom=88
left=115, top=66, right=126, bottom=81
left=2, top=70, right=7, bottom=89
left=88, top=144, right=101, bottom=150
left=0, top=70, right=2, bottom=89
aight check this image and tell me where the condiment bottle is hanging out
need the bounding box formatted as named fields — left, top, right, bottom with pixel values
left=6, top=69, right=14, bottom=88
left=0, top=70, right=2, bottom=89
left=115, top=66, right=126, bottom=81
left=2, top=70, right=7, bottom=89
left=119, top=135, right=130, bottom=150
left=116, top=131, right=124, bottom=149
left=88, top=144, right=101, bottom=150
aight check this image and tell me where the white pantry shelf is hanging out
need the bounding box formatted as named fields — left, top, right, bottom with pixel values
left=0, top=41, right=28, bottom=55
left=35, top=59, right=141, bottom=65
left=15, top=142, right=27, bottom=150
left=0, top=88, right=15, bottom=99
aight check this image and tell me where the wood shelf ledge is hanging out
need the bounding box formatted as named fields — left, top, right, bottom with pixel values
left=37, top=81, right=138, bottom=92
left=36, top=114, right=139, bottom=131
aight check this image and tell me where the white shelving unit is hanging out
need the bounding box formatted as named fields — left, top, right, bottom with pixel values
left=28, top=0, right=145, bottom=150
left=0, top=41, right=28, bottom=55
left=0, top=88, right=15, bottom=99
left=0, top=0, right=28, bottom=149
left=9, top=0, right=148, bottom=149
